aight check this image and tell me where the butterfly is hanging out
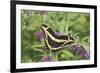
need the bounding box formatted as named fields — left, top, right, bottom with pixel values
left=41, top=24, right=75, bottom=52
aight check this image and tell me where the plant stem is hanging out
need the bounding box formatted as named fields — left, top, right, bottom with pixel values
left=65, top=13, right=70, bottom=35
left=55, top=54, right=58, bottom=61
left=31, top=44, right=43, bottom=48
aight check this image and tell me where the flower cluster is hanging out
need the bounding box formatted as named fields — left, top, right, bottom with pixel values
left=71, top=44, right=90, bottom=59
left=41, top=56, right=52, bottom=62
left=35, top=31, right=45, bottom=40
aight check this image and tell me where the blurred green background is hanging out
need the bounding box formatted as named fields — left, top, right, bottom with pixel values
left=21, top=10, right=90, bottom=63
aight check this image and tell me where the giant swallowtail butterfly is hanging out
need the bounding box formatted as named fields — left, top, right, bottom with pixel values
left=41, top=24, right=75, bottom=52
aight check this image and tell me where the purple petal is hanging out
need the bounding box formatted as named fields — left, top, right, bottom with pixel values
left=55, top=32, right=63, bottom=36
left=71, top=44, right=90, bottom=59
left=41, top=56, right=52, bottom=62
left=35, top=31, right=45, bottom=40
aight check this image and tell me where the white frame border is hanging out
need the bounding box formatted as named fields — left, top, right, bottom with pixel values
left=16, top=4, right=94, bottom=69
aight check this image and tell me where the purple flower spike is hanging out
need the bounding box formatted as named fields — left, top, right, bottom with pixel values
left=35, top=31, right=45, bottom=40
left=82, top=50, right=90, bottom=59
left=55, top=32, right=63, bottom=36
left=71, top=44, right=90, bottom=59
left=41, top=56, right=52, bottom=62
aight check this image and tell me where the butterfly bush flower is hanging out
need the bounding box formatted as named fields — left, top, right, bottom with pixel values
left=55, top=32, right=63, bottom=36
left=41, top=56, right=52, bottom=62
left=35, top=31, right=45, bottom=40
left=71, top=44, right=90, bottom=59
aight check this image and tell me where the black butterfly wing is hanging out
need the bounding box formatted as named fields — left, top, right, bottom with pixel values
left=48, top=36, right=64, bottom=48
left=57, top=35, right=74, bottom=41
left=56, top=35, right=68, bottom=40
left=41, top=24, right=75, bottom=51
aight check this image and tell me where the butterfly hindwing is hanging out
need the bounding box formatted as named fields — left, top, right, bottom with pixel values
left=47, top=35, right=65, bottom=49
